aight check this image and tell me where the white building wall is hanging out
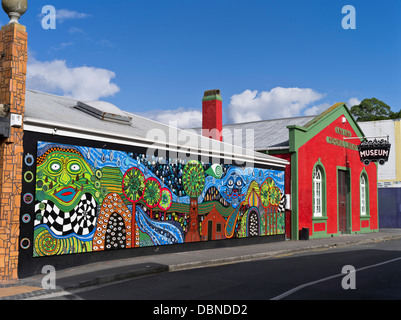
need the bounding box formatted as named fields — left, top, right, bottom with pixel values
left=358, top=120, right=398, bottom=184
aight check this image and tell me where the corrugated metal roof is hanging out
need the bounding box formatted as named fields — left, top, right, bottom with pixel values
left=224, top=116, right=314, bottom=150
left=23, top=90, right=288, bottom=167
left=193, top=116, right=314, bottom=151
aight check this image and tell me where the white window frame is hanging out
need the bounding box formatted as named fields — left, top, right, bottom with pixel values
left=360, top=174, right=367, bottom=216
left=313, top=166, right=323, bottom=218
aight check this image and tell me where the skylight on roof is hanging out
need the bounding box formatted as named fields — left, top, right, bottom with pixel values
left=75, top=101, right=132, bottom=125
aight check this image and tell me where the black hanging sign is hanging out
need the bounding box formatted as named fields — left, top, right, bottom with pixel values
left=358, top=139, right=391, bottom=166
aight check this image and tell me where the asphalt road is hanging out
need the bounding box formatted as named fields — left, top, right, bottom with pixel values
left=47, top=237, right=401, bottom=301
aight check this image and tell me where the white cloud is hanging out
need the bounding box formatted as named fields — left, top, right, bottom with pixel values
left=68, top=27, right=87, bottom=35
left=140, top=108, right=202, bottom=129
left=303, top=103, right=331, bottom=116
left=97, top=39, right=115, bottom=48
left=27, top=58, right=120, bottom=101
left=295, top=97, right=362, bottom=117
left=56, top=9, right=91, bottom=23
left=347, top=97, right=361, bottom=107
left=49, top=42, right=74, bottom=53
left=226, top=87, right=325, bottom=123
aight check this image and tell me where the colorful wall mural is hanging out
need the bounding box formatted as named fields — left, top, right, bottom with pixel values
left=26, top=141, right=285, bottom=257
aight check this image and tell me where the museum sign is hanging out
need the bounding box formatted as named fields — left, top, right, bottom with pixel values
left=358, top=139, right=391, bottom=166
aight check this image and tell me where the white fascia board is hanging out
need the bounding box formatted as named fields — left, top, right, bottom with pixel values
left=23, top=117, right=289, bottom=168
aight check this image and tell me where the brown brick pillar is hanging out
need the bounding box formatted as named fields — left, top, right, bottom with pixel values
left=0, top=22, right=28, bottom=280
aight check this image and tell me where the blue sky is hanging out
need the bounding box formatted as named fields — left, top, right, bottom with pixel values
left=14, top=0, right=401, bottom=127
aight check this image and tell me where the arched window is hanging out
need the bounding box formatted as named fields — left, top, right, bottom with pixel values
left=313, top=166, right=323, bottom=217
left=360, top=173, right=368, bottom=216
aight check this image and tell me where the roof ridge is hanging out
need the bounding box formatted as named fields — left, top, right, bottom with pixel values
left=224, top=115, right=316, bottom=127
left=190, top=115, right=316, bottom=130
left=26, top=89, right=78, bottom=102
left=303, top=102, right=345, bottom=128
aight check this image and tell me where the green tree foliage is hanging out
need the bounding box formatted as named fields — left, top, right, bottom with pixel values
left=350, top=98, right=400, bottom=122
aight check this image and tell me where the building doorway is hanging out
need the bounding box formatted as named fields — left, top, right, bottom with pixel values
left=207, top=220, right=213, bottom=241
left=338, top=170, right=351, bottom=234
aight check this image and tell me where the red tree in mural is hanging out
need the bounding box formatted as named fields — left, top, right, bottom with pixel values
left=122, top=167, right=145, bottom=248
left=143, top=177, right=162, bottom=219
left=182, top=160, right=205, bottom=242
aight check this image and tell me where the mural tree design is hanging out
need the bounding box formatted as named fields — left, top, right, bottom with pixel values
left=260, top=180, right=270, bottom=235
left=269, top=186, right=282, bottom=234
left=122, top=167, right=145, bottom=248
left=143, top=177, right=162, bottom=219
left=261, top=178, right=282, bottom=234
left=260, top=182, right=270, bottom=208
left=158, top=188, right=173, bottom=219
left=182, top=160, right=205, bottom=242
left=268, top=186, right=281, bottom=206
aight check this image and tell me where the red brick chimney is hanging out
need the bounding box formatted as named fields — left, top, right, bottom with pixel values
left=0, top=1, right=28, bottom=280
left=202, top=89, right=223, bottom=141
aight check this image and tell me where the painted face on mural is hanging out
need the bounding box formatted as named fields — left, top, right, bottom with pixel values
left=221, top=169, right=246, bottom=208
left=36, top=149, right=96, bottom=211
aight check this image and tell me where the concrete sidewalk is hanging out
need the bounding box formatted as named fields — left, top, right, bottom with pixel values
left=1, top=229, right=401, bottom=300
